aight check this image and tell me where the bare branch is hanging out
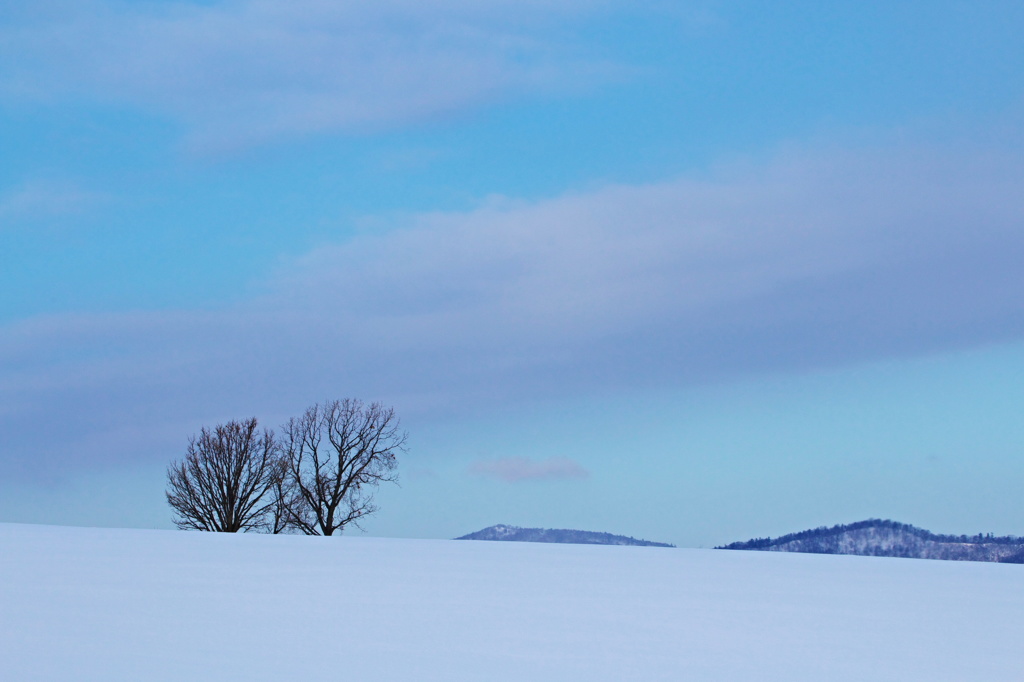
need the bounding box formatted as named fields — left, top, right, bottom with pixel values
left=166, top=418, right=283, bottom=532
left=281, top=399, right=405, bottom=536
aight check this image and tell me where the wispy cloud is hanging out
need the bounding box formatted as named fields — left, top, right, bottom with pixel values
left=2, top=136, right=1024, bottom=479
left=468, top=456, right=590, bottom=483
left=0, top=180, right=106, bottom=223
left=0, top=0, right=623, bottom=150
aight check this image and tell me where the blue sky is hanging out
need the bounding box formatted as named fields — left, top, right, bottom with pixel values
left=2, top=0, right=1024, bottom=546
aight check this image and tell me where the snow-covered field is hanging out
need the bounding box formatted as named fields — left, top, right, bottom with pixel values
left=1, top=523, right=1021, bottom=681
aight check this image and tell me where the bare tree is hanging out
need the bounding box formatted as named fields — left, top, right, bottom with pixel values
left=281, top=399, right=404, bottom=536
left=166, top=418, right=283, bottom=532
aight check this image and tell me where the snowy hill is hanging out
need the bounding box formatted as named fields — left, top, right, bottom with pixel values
left=456, top=523, right=674, bottom=547
left=1, top=523, right=1022, bottom=681
left=719, top=519, right=1024, bottom=562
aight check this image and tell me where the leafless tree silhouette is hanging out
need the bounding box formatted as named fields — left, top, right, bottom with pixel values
left=166, top=418, right=283, bottom=532
left=281, top=399, right=404, bottom=536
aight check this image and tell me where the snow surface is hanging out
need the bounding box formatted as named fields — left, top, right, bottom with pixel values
left=1, top=523, right=1022, bottom=681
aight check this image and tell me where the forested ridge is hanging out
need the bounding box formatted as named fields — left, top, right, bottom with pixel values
left=719, top=519, right=1024, bottom=563
left=457, top=524, right=675, bottom=547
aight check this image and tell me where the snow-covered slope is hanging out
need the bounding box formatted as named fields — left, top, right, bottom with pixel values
left=1, top=523, right=1021, bottom=681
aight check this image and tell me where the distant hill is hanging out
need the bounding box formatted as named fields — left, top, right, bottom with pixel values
left=718, top=519, right=1024, bottom=563
left=456, top=524, right=675, bottom=548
